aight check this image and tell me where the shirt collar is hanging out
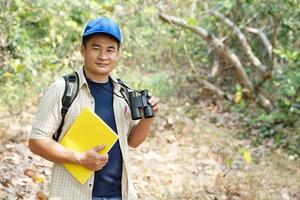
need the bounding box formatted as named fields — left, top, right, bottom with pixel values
left=76, top=67, right=121, bottom=92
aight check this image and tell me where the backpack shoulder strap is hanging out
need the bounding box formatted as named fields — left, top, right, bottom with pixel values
left=117, top=78, right=131, bottom=96
left=117, top=78, right=132, bottom=106
left=53, top=71, right=79, bottom=141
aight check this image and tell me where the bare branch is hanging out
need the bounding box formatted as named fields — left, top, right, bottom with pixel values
left=183, top=44, right=200, bottom=75
left=258, top=95, right=273, bottom=112
left=159, top=13, right=208, bottom=39
left=159, top=13, right=254, bottom=95
left=209, top=10, right=268, bottom=76
left=188, top=76, right=228, bottom=99
left=246, top=27, right=273, bottom=60
left=190, top=0, right=198, bottom=18
left=211, top=57, right=220, bottom=79
left=271, top=16, right=280, bottom=67
left=159, top=12, right=273, bottom=111
left=201, top=79, right=227, bottom=99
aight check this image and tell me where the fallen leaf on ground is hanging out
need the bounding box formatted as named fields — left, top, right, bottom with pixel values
left=36, top=191, right=48, bottom=200
left=24, top=169, right=45, bottom=183
left=243, top=150, right=252, bottom=164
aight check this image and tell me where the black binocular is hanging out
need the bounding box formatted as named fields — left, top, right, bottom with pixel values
left=128, top=90, right=154, bottom=120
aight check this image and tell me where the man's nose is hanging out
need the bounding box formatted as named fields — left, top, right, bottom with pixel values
left=97, top=51, right=108, bottom=60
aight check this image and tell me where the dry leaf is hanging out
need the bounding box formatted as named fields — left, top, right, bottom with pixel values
left=24, top=169, right=45, bottom=183
left=243, top=150, right=252, bottom=164
left=234, top=91, right=242, bottom=103
left=36, top=191, right=48, bottom=200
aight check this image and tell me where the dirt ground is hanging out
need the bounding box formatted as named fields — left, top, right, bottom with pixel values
left=0, top=103, right=299, bottom=200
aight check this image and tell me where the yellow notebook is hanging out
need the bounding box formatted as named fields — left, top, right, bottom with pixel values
left=60, top=107, right=118, bottom=184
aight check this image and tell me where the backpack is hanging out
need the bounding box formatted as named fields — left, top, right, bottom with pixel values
left=52, top=71, right=130, bottom=141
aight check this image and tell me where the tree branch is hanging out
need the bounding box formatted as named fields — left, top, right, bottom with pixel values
left=190, top=0, right=198, bottom=18
left=159, top=13, right=254, bottom=95
left=246, top=27, right=273, bottom=60
left=271, top=16, right=280, bottom=68
left=209, top=10, right=268, bottom=76
left=258, top=95, right=272, bottom=112
left=183, top=43, right=200, bottom=75
left=188, top=75, right=228, bottom=99
left=159, top=13, right=209, bottom=39
left=211, top=57, right=220, bottom=79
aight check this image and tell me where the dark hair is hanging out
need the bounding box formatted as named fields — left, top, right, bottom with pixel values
left=82, top=33, right=120, bottom=49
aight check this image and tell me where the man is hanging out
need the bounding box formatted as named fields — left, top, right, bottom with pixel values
left=29, top=17, right=159, bottom=200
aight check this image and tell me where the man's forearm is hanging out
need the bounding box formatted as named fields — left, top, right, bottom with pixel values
left=128, top=118, right=155, bottom=148
left=28, top=138, right=80, bottom=164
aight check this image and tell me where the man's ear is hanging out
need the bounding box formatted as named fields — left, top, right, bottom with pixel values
left=80, top=44, right=85, bottom=57
left=116, top=49, right=121, bottom=60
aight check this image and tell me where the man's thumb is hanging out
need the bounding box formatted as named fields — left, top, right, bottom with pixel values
left=93, top=144, right=105, bottom=153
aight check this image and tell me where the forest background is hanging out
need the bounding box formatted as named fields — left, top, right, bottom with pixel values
left=0, top=0, right=300, bottom=199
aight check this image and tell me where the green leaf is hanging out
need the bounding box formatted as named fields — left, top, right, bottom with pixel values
left=224, top=156, right=233, bottom=167
left=186, top=17, right=197, bottom=26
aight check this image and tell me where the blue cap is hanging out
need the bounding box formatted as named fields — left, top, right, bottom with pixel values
left=82, top=17, right=121, bottom=43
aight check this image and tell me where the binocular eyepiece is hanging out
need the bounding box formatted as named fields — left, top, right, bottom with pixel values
left=128, top=90, right=154, bottom=120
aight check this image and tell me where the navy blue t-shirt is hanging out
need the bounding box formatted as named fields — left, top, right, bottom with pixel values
left=86, top=78, right=122, bottom=198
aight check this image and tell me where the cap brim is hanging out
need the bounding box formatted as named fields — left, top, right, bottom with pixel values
left=82, top=31, right=121, bottom=43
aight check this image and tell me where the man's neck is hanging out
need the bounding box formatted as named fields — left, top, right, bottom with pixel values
left=83, top=68, right=109, bottom=83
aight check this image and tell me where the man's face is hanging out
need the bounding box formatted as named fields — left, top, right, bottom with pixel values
left=80, top=34, right=120, bottom=78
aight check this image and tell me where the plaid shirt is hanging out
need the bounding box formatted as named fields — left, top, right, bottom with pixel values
left=30, top=68, right=138, bottom=200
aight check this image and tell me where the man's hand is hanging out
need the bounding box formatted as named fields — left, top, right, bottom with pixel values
left=28, top=139, right=109, bottom=170
left=76, top=145, right=109, bottom=171
left=127, top=95, right=160, bottom=148
left=148, top=95, right=160, bottom=116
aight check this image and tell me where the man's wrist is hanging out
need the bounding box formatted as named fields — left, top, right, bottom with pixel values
left=140, top=116, right=156, bottom=123
left=72, top=151, right=82, bottom=165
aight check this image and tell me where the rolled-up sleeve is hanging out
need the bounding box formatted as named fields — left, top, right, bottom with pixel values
left=30, top=79, right=64, bottom=139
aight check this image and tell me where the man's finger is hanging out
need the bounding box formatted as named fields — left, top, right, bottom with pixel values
left=152, top=104, right=160, bottom=112
left=99, top=154, right=109, bottom=161
left=93, top=144, right=105, bottom=153
left=149, top=97, right=159, bottom=106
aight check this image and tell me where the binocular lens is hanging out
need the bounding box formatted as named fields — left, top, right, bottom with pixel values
left=128, top=90, right=154, bottom=120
